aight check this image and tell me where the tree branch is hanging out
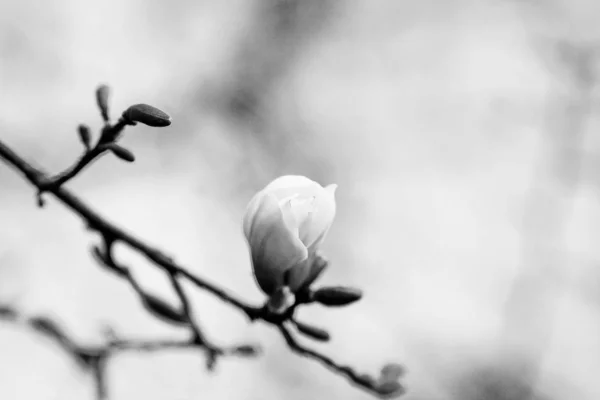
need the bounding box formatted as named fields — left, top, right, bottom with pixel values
left=0, top=304, right=255, bottom=400
left=0, top=86, right=405, bottom=398
left=0, top=139, right=260, bottom=319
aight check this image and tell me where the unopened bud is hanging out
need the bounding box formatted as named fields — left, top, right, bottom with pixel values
left=293, top=320, right=330, bottom=342
left=96, top=84, right=111, bottom=122
left=122, top=104, right=171, bottom=127
left=78, top=124, right=92, bottom=150
left=105, top=143, right=135, bottom=162
left=313, top=286, right=362, bottom=307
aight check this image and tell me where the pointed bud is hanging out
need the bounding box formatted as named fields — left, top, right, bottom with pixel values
left=78, top=124, right=92, bottom=150
left=122, top=104, right=171, bottom=127
left=293, top=320, right=330, bottom=342
left=141, top=293, right=188, bottom=325
left=36, top=192, right=45, bottom=208
left=205, top=353, right=217, bottom=371
left=105, top=143, right=135, bottom=162
left=313, top=286, right=362, bottom=307
left=96, top=84, right=111, bottom=122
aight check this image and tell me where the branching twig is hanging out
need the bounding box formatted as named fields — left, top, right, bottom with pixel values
left=168, top=270, right=223, bottom=369
left=37, top=117, right=130, bottom=193
left=36, top=86, right=133, bottom=197
left=0, top=85, right=405, bottom=398
left=0, top=304, right=256, bottom=400
left=0, top=140, right=260, bottom=317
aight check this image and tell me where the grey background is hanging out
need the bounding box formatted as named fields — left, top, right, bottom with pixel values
left=1, top=0, right=600, bottom=399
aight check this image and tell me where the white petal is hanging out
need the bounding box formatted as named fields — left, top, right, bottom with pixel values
left=278, top=195, right=301, bottom=237
left=302, top=183, right=337, bottom=250
left=286, top=257, right=312, bottom=292
left=247, top=193, right=308, bottom=294
left=266, top=176, right=323, bottom=202
left=243, top=190, right=267, bottom=240
left=243, top=176, right=338, bottom=294
left=288, top=196, right=316, bottom=244
left=325, top=183, right=338, bottom=196
left=264, top=175, right=316, bottom=192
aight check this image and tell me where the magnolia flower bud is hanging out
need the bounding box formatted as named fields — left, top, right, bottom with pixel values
left=122, top=104, right=171, bottom=127
left=96, top=84, right=111, bottom=122
left=243, top=175, right=337, bottom=295
left=313, top=286, right=362, bottom=306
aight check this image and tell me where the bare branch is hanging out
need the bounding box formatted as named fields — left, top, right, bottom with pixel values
left=0, top=305, right=256, bottom=400
left=36, top=86, right=172, bottom=195
left=278, top=324, right=405, bottom=398
left=0, top=85, right=405, bottom=398
left=38, top=117, right=131, bottom=194
left=168, top=271, right=223, bottom=369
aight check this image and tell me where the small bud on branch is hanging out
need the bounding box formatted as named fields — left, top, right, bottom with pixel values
left=122, top=104, right=171, bottom=127
left=313, top=286, right=363, bottom=307
left=78, top=124, right=92, bottom=150
left=96, top=85, right=111, bottom=122
left=293, top=320, right=330, bottom=342
left=104, top=143, right=135, bottom=162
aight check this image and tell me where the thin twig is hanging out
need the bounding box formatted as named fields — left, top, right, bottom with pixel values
left=38, top=118, right=130, bottom=193
left=168, top=271, right=222, bottom=369
left=90, top=233, right=245, bottom=364
left=278, top=324, right=404, bottom=398
left=93, top=356, right=108, bottom=400
left=0, top=305, right=254, bottom=400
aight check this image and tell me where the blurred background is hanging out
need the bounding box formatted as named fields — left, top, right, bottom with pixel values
left=1, top=0, right=600, bottom=399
